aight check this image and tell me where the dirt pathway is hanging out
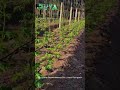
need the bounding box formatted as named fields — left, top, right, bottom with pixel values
left=86, top=1, right=120, bottom=90
left=94, top=7, right=120, bottom=90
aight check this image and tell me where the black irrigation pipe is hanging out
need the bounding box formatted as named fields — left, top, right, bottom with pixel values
left=0, top=39, right=34, bottom=63
left=0, top=20, right=74, bottom=62
left=0, top=21, right=69, bottom=62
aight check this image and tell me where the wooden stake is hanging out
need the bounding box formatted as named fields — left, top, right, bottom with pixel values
left=57, top=10, right=59, bottom=19
left=59, top=2, right=63, bottom=29
left=69, top=6, right=72, bottom=25
left=75, top=8, right=78, bottom=22
left=78, top=11, right=80, bottom=21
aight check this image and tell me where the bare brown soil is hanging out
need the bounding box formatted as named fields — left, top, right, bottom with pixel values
left=86, top=1, right=120, bottom=90
left=38, top=29, right=85, bottom=90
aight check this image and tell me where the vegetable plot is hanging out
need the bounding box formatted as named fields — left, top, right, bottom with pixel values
left=35, top=0, right=85, bottom=88
left=35, top=19, right=85, bottom=88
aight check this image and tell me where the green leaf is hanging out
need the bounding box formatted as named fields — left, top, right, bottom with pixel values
left=35, top=51, right=40, bottom=56
left=35, top=63, right=40, bottom=69
left=45, top=64, right=52, bottom=70
left=35, top=81, right=44, bottom=88
left=35, top=72, right=42, bottom=80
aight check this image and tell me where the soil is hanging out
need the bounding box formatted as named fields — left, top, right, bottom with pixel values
left=1, top=1, right=120, bottom=90
left=39, top=29, right=85, bottom=90
left=86, top=1, right=120, bottom=90
left=39, top=1, right=120, bottom=90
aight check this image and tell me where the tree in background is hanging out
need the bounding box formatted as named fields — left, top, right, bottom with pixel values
left=0, top=0, right=34, bottom=40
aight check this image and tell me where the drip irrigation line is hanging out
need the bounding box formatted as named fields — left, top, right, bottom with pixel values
left=0, top=39, right=34, bottom=62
